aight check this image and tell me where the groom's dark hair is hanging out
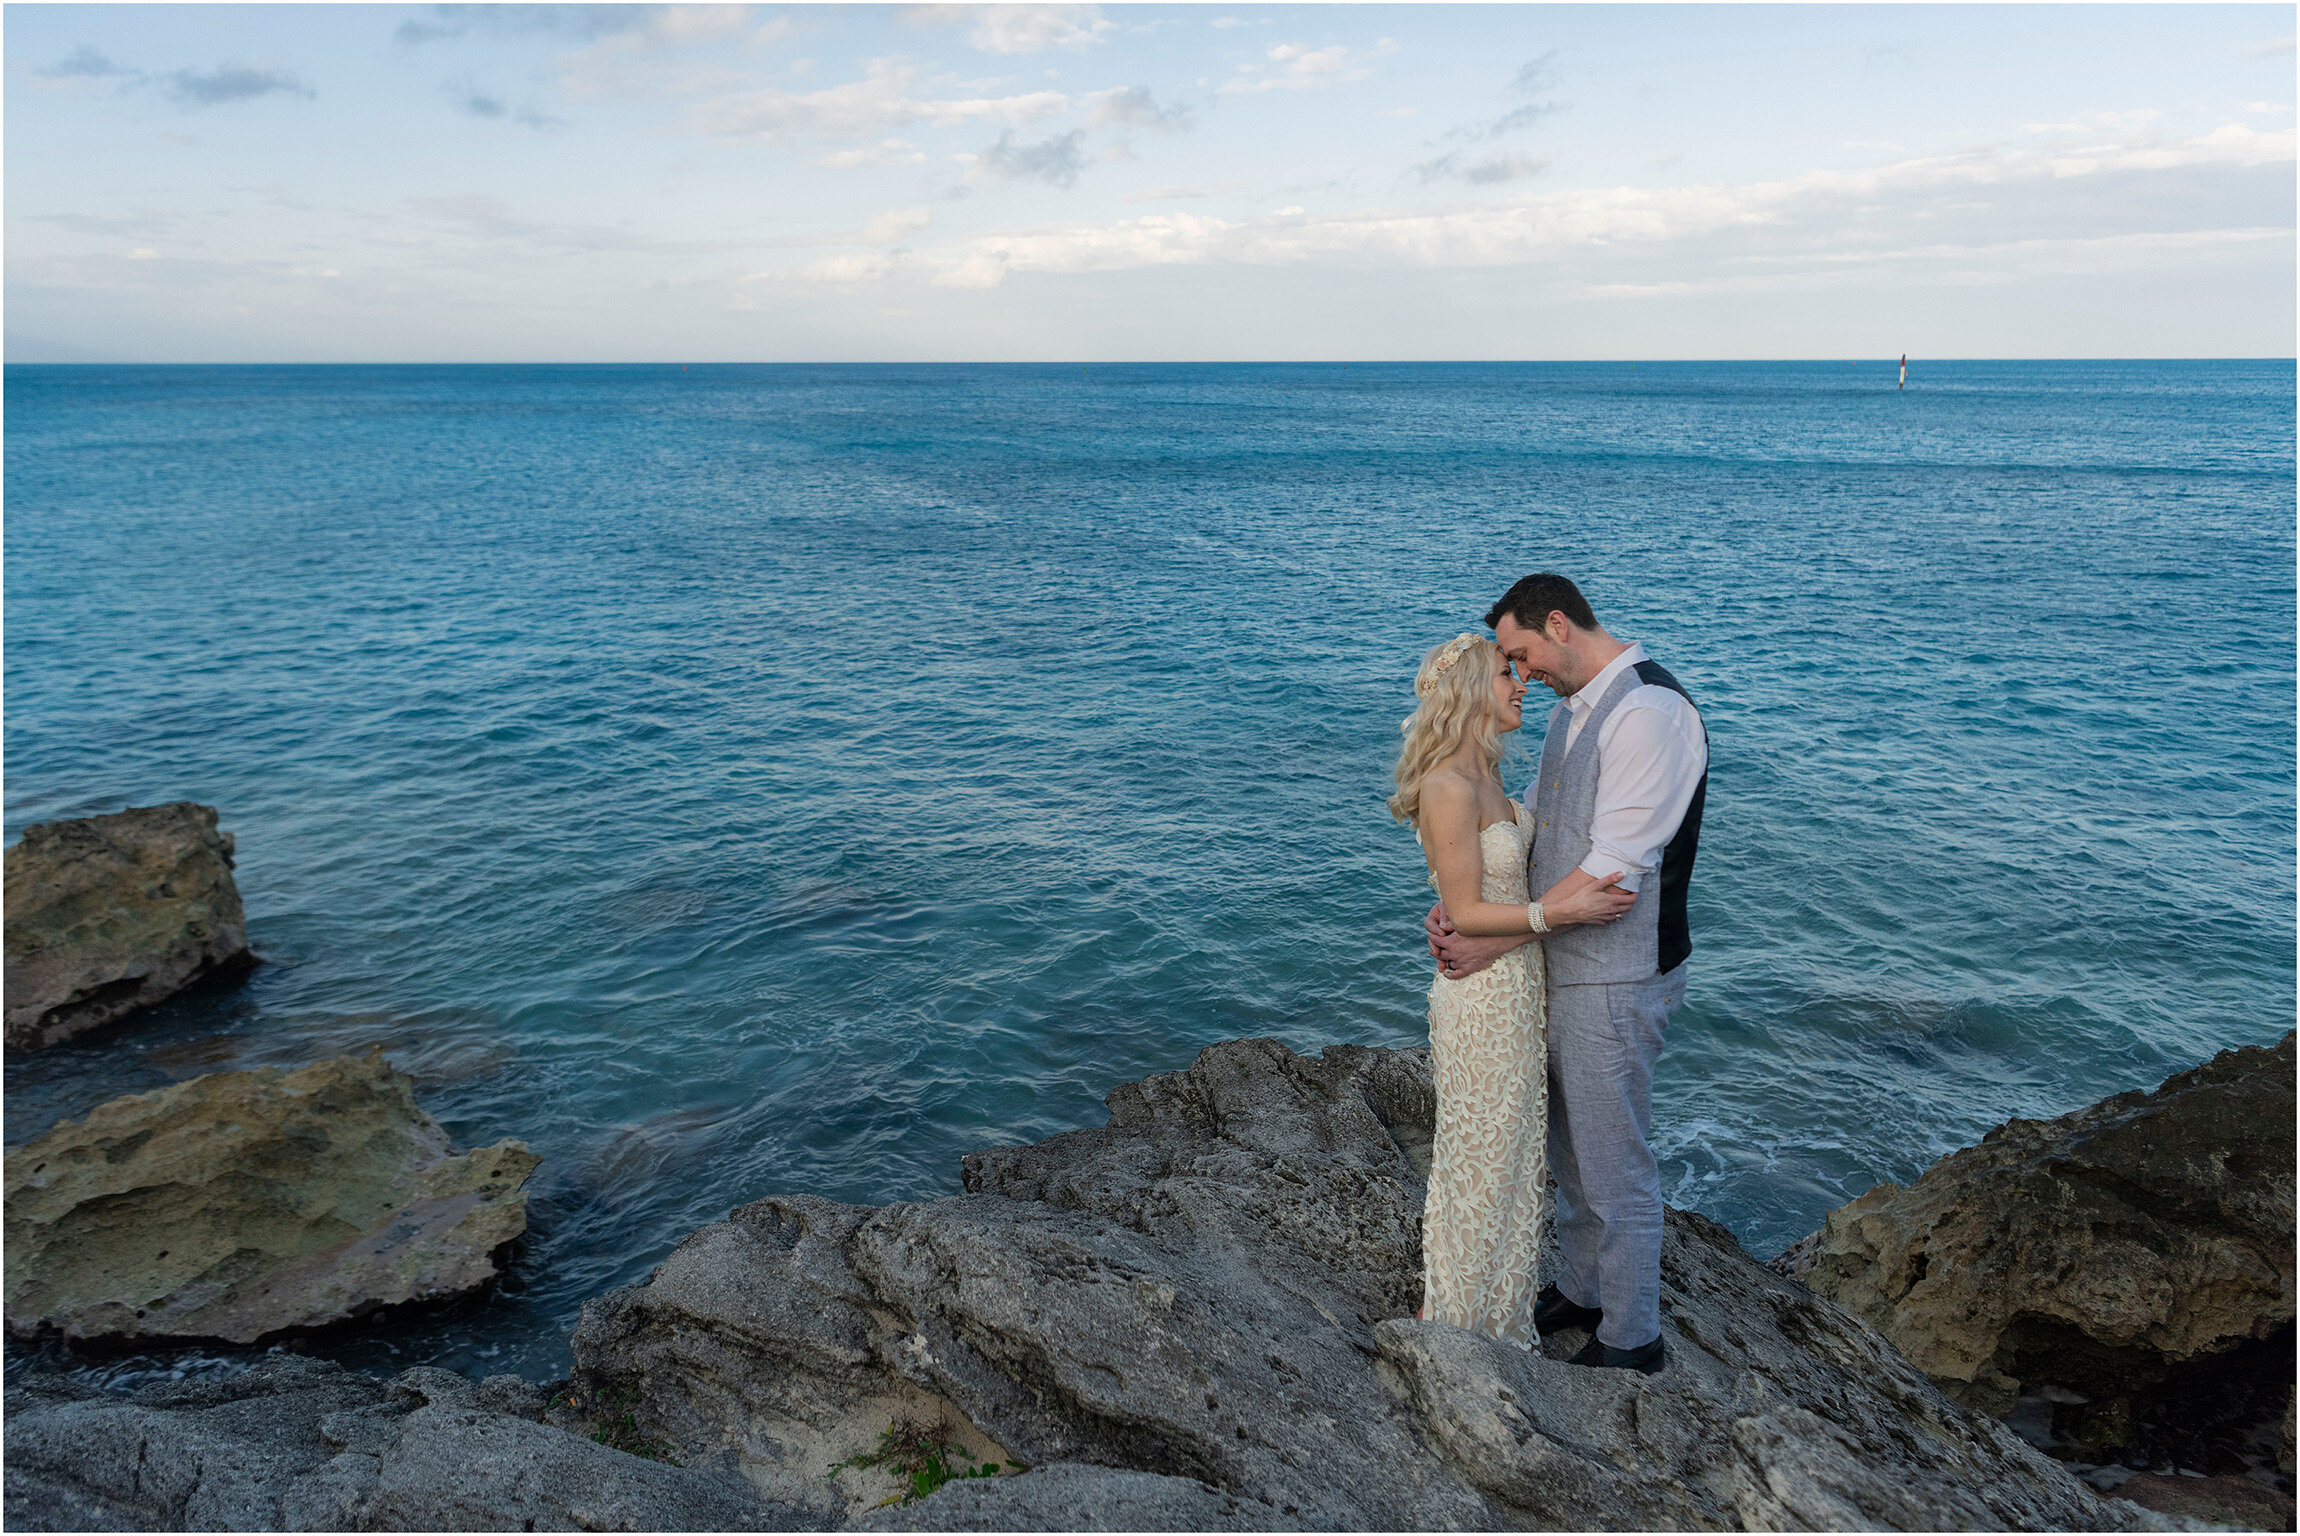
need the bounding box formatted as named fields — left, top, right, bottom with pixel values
left=1485, top=574, right=1598, bottom=635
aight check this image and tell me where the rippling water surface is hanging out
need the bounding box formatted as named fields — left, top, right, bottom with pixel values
left=6, top=360, right=2292, bottom=1384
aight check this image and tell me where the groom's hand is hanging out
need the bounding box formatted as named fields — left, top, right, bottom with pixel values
left=1426, top=901, right=1517, bottom=981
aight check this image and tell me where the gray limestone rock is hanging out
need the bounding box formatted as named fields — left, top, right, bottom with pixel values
left=857, top=1461, right=1306, bottom=1532
left=4, top=802, right=255, bottom=1052
left=8, top=1034, right=2229, bottom=1532
left=573, top=1037, right=2172, bottom=1532
left=1, top=1353, right=809, bottom=1533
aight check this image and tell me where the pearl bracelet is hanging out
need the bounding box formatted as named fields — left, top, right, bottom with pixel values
left=1527, top=901, right=1550, bottom=935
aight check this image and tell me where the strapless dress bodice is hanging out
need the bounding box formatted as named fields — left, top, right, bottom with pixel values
left=1477, top=802, right=1533, bottom=904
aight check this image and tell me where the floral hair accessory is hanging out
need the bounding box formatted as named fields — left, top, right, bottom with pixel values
left=1416, top=633, right=1483, bottom=698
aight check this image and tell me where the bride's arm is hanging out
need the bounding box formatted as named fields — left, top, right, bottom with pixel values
left=1422, top=781, right=1636, bottom=939
left=1421, top=781, right=1633, bottom=936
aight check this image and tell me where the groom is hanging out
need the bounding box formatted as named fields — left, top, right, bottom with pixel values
left=1425, top=573, right=1708, bottom=1376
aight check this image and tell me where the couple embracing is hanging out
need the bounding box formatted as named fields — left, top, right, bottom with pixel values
left=1390, top=573, right=1708, bottom=1377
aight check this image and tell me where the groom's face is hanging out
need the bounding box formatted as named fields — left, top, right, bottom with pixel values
left=1494, top=613, right=1577, bottom=697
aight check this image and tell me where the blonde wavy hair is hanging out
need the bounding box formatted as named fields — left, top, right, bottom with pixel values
left=1388, top=633, right=1507, bottom=829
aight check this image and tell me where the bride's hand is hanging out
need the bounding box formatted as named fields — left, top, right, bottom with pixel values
left=1549, top=873, right=1635, bottom=928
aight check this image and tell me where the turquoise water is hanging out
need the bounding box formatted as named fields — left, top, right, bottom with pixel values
left=5, top=360, right=2292, bottom=1383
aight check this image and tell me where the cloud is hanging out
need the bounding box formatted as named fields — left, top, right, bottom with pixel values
left=402, top=193, right=699, bottom=254
left=687, top=59, right=1067, bottom=140
left=1089, top=85, right=1193, bottom=132
left=1437, top=53, right=1567, bottom=142
left=2023, top=108, right=2161, bottom=135
left=1413, top=152, right=1550, bottom=186
left=1124, top=182, right=1239, bottom=203
left=1509, top=51, right=1560, bottom=96
left=555, top=7, right=787, bottom=100
left=2243, top=35, right=2295, bottom=58
left=861, top=205, right=935, bottom=243
left=1446, top=100, right=1565, bottom=143
left=819, top=138, right=929, bottom=169
left=779, top=119, right=2295, bottom=290
left=788, top=252, right=901, bottom=285
left=37, top=46, right=132, bottom=79
left=976, top=127, right=1088, bottom=186
left=1221, top=39, right=1393, bottom=94
left=454, top=83, right=563, bottom=127
left=1576, top=226, right=2292, bottom=300
left=167, top=65, right=315, bottom=106
left=902, top=5, right=1113, bottom=54
left=395, top=4, right=653, bottom=46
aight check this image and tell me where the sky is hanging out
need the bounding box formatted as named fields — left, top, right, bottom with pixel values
left=5, top=2, right=2294, bottom=361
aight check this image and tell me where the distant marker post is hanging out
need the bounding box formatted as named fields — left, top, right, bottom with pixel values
left=1899, top=354, right=1907, bottom=390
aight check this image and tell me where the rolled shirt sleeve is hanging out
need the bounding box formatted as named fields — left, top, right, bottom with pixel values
left=1576, top=691, right=1709, bottom=892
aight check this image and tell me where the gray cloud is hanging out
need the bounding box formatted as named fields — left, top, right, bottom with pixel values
left=1413, top=151, right=1550, bottom=186
left=1453, top=101, right=1564, bottom=141
left=454, top=84, right=563, bottom=128
left=1091, top=85, right=1194, bottom=133
left=1463, top=154, right=1548, bottom=185
left=38, top=45, right=132, bottom=79
left=168, top=65, right=314, bottom=106
left=1510, top=52, right=1560, bottom=96
left=1436, top=53, right=1567, bottom=145
left=978, top=128, right=1088, bottom=186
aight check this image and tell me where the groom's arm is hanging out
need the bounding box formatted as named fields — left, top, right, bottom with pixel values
left=1426, top=866, right=1624, bottom=979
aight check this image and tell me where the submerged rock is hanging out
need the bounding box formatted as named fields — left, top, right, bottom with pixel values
left=4, top=802, right=256, bottom=1053
left=4, top=1048, right=540, bottom=1346
left=2, top=1353, right=809, bottom=1533
left=572, top=1037, right=2165, bottom=1531
left=2113, top=1470, right=2295, bottom=1532
left=1790, top=1032, right=2295, bottom=1435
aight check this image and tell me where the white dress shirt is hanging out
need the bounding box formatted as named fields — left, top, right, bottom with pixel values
left=1542, top=642, right=1708, bottom=893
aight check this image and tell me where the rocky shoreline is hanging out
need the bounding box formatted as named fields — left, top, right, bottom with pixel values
left=5, top=804, right=2292, bottom=1531
left=10, top=1030, right=2281, bottom=1532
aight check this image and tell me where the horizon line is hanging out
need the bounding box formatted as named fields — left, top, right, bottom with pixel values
left=5, top=356, right=2294, bottom=368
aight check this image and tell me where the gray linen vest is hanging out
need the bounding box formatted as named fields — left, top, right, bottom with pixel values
left=1529, top=658, right=1706, bottom=985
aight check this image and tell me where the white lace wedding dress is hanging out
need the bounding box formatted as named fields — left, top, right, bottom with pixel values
left=1420, top=799, right=1550, bottom=1349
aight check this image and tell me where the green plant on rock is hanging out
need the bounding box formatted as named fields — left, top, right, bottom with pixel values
left=827, top=1416, right=1023, bottom=1507
left=581, top=1381, right=682, bottom=1466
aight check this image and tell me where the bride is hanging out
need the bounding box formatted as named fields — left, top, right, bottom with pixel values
left=1389, top=632, right=1632, bottom=1347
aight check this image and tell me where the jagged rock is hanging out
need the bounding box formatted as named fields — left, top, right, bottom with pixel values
left=2113, top=1471, right=2295, bottom=1531
left=1, top=1353, right=810, bottom=1532
left=4, top=1048, right=540, bottom=1346
left=4, top=802, right=255, bottom=1052
left=1793, top=1033, right=2295, bottom=1421
left=573, top=1037, right=2170, bottom=1531
left=857, top=1462, right=1303, bottom=1532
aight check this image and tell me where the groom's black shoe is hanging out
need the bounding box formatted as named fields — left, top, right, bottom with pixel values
left=1566, top=1334, right=1665, bottom=1376
left=1532, top=1285, right=1604, bottom=1335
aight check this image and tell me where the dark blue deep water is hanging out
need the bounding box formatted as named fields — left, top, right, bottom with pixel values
left=6, top=360, right=2293, bottom=1384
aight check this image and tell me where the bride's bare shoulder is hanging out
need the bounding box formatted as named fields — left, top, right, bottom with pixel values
left=1418, top=769, right=1478, bottom=824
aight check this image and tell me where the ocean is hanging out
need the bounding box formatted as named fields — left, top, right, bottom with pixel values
left=5, top=359, right=2292, bottom=1385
